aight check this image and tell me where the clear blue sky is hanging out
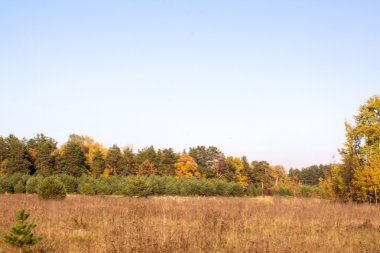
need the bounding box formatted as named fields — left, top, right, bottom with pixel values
left=0, top=1, right=379, bottom=169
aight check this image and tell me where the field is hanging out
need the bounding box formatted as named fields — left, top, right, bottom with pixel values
left=0, top=195, right=380, bottom=253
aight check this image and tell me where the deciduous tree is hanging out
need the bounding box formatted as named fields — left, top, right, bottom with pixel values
left=175, top=153, right=200, bottom=178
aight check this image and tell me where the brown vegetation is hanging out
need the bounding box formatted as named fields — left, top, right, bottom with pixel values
left=1, top=195, right=380, bottom=252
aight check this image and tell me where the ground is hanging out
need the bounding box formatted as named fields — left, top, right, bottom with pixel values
left=0, top=194, right=379, bottom=252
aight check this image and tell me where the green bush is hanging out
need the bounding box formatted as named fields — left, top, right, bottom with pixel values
left=123, top=176, right=152, bottom=197
left=147, top=175, right=166, bottom=195
left=2, top=173, right=25, bottom=193
left=165, top=178, right=179, bottom=195
left=37, top=177, right=67, bottom=200
left=55, top=174, right=77, bottom=193
left=246, top=184, right=262, bottom=197
left=199, top=179, right=217, bottom=196
left=7, top=173, right=23, bottom=187
left=229, top=183, right=244, bottom=196
left=0, top=177, right=13, bottom=193
left=26, top=176, right=43, bottom=194
left=77, top=175, right=96, bottom=195
left=278, top=187, right=293, bottom=196
left=14, top=181, right=25, bottom=193
left=214, top=180, right=230, bottom=196
left=94, top=177, right=113, bottom=195
left=78, top=182, right=96, bottom=195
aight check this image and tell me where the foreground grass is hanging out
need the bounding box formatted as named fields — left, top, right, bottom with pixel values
left=0, top=195, right=379, bottom=252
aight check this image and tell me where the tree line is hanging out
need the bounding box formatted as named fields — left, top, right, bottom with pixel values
left=1, top=95, right=378, bottom=201
left=0, top=133, right=329, bottom=194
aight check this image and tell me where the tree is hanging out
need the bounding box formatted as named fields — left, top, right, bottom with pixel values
left=91, top=149, right=105, bottom=178
left=226, top=157, right=248, bottom=189
left=298, top=164, right=329, bottom=186
left=120, top=147, right=137, bottom=176
left=288, top=168, right=301, bottom=185
left=26, top=134, right=57, bottom=176
left=156, top=148, right=178, bottom=176
left=136, top=146, right=158, bottom=168
left=351, top=154, right=380, bottom=203
left=188, top=146, right=225, bottom=178
left=137, top=160, right=157, bottom=176
left=319, top=163, right=348, bottom=200
left=337, top=95, right=380, bottom=200
left=58, top=140, right=87, bottom=177
left=271, top=165, right=287, bottom=186
left=0, top=136, right=6, bottom=166
left=3, top=135, right=31, bottom=175
left=241, top=156, right=250, bottom=183
left=175, top=153, right=200, bottom=178
left=105, top=145, right=123, bottom=176
left=209, top=151, right=228, bottom=179
left=250, top=160, right=274, bottom=189
left=188, top=146, right=208, bottom=177
left=3, top=209, right=42, bottom=252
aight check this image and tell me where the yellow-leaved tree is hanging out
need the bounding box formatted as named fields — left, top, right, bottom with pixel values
left=351, top=155, right=380, bottom=203
left=175, top=153, right=201, bottom=178
left=319, top=163, right=346, bottom=200
left=226, top=157, right=248, bottom=189
left=321, top=95, right=380, bottom=201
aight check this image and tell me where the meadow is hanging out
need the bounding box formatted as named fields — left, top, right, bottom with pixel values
left=0, top=195, right=379, bottom=253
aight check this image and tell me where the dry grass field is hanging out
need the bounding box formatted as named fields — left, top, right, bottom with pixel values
left=0, top=194, right=380, bottom=253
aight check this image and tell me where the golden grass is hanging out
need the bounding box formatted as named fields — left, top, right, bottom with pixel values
left=0, top=194, right=380, bottom=252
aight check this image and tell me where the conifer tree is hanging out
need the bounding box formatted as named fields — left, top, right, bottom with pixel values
left=91, top=149, right=105, bottom=178
left=105, top=144, right=123, bottom=175
left=4, top=135, right=31, bottom=175
left=156, top=148, right=178, bottom=176
left=120, top=147, right=137, bottom=176
left=59, top=141, right=87, bottom=177
left=27, top=134, right=57, bottom=176
left=3, top=209, right=42, bottom=252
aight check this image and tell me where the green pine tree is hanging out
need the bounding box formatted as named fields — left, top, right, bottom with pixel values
left=59, top=141, right=87, bottom=177
left=3, top=209, right=42, bottom=252
left=91, top=149, right=105, bottom=178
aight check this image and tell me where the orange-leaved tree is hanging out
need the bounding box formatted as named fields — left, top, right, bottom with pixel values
left=175, top=153, right=201, bottom=178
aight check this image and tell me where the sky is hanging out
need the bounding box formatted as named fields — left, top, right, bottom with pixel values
left=0, top=1, right=379, bottom=169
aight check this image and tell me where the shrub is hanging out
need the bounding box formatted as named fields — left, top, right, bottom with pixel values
left=94, top=177, right=113, bottom=195
left=246, top=184, right=262, bottom=197
left=78, top=182, right=96, bottom=195
left=147, top=175, right=166, bottom=195
left=13, top=181, right=25, bottom=193
left=26, top=176, right=43, bottom=194
left=55, top=174, right=77, bottom=193
left=77, top=175, right=96, bottom=195
left=2, top=173, right=25, bottom=193
left=229, top=183, right=244, bottom=196
left=0, top=177, right=13, bottom=193
left=37, top=177, right=67, bottom=200
left=123, top=176, right=152, bottom=197
left=165, top=179, right=179, bottom=195
left=278, top=187, right=293, bottom=196
left=214, top=180, right=230, bottom=196
left=0, top=179, right=4, bottom=194
left=8, top=173, right=23, bottom=187
left=199, top=179, right=217, bottom=196
left=178, top=177, right=194, bottom=196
